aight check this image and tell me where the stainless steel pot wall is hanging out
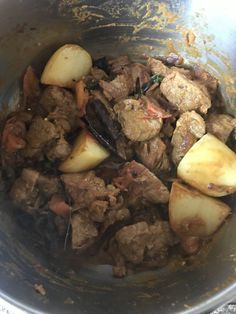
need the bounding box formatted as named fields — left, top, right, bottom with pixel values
left=0, top=1, right=236, bottom=313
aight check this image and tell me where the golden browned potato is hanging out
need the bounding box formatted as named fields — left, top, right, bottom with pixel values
left=41, top=44, right=92, bottom=88
left=169, top=181, right=230, bottom=237
left=177, top=133, right=236, bottom=197
left=59, top=130, right=110, bottom=173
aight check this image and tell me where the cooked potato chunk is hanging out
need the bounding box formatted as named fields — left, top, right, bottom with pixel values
left=59, top=130, right=110, bottom=173
left=41, top=44, right=92, bottom=88
left=169, top=181, right=230, bottom=237
left=177, top=133, right=236, bottom=196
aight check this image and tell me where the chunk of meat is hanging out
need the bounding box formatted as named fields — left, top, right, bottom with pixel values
left=102, top=207, right=130, bottom=232
left=147, top=57, right=192, bottom=79
left=147, top=57, right=171, bottom=77
left=109, top=56, right=130, bottom=74
left=110, top=220, right=178, bottom=275
left=46, top=136, right=71, bottom=161
left=90, top=67, right=108, bottom=81
left=109, top=240, right=127, bottom=278
left=40, top=86, right=75, bottom=114
left=9, top=168, right=40, bottom=214
left=10, top=168, right=62, bottom=214
left=23, top=116, right=58, bottom=158
left=206, top=113, right=236, bottom=143
left=155, top=152, right=171, bottom=176
left=129, top=63, right=150, bottom=90
left=48, top=194, right=70, bottom=218
left=115, top=222, right=150, bottom=264
left=171, top=111, right=206, bottom=165
left=135, top=135, right=171, bottom=177
left=61, top=171, right=120, bottom=222
left=114, top=98, right=163, bottom=142
left=71, top=214, right=98, bottom=250
left=100, top=61, right=150, bottom=102
left=160, top=71, right=211, bottom=114
left=135, top=136, right=166, bottom=171
left=1, top=117, right=26, bottom=154
left=113, top=161, right=169, bottom=205
left=157, top=53, right=184, bottom=66
left=100, top=74, right=132, bottom=102
left=40, top=86, right=79, bottom=132
left=23, top=66, right=41, bottom=108
left=146, top=221, right=178, bottom=261
left=116, top=135, right=134, bottom=160
left=37, top=175, right=61, bottom=198
left=192, top=65, right=218, bottom=95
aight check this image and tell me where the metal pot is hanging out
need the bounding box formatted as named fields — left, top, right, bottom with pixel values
left=0, top=0, right=236, bottom=313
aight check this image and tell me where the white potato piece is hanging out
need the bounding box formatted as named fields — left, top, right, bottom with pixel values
left=177, top=133, right=236, bottom=197
left=169, top=181, right=231, bottom=237
left=41, top=44, right=92, bottom=88
left=59, top=130, right=110, bottom=173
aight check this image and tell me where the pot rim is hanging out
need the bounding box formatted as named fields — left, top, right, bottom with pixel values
left=1, top=281, right=236, bottom=314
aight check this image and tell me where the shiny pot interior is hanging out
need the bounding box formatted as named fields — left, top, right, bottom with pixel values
left=0, top=0, right=236, bottom=313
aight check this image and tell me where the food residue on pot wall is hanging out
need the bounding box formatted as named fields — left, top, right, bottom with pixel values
left=57, top=0, right=235, bottom=114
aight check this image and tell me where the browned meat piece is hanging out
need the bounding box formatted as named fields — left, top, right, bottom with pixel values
left=171, top=111, right=205, bottom=165
left=160, top=71, right=211, bottom=114
left=206, top=113, right=236, bottom=143
left=1, top=117, right=26, bottom=154
left=114, top=97, right=163, bottom=142
left=135, top=136, right=166, bottom=171
left=109, top=240, right=127, bottom=278
left=102, top=207, right=130, bottom=232
left=135, top=136, right=171, bottom=176
left=48, top=194, right=70, bottom=218
left=147, top=57, right=171, bottom=77
left=129, top=63, right=150, bottom=89
left=13, top=111, right=33, bottom=124
left=156, top=152, right=171, bottom=176
left=161, top=117, right=175, bottom=138
left=100, top=60, right=150, bottom=102
left=9, top=168, right=40, bottom=214
left=46, top=136, right=71, bottom=161
left=40, top=86, right=75, bottom=113
left=192, top=65, right=218, bottom=95
left=172, top=66, right=192, bottom=79
left=148, top=57, right=192, bottom=79
left=71, top=214, right=98, bottom=250
left=90, top=67, right=108, bottom=80
left=146, top=221, right=177, bottom=262
left=89, top=200, right=109, bottom=222
left=61, top=171, right=120, bottom=222
left=110, top=220, right=178, bottom=275
left=113, top=161, right=169, bottom=205
left=116, top=135, right=134, bottom=160
left=23, top=66, right=41, bottom=108
left=23, top=116, right=58, bottom=158
left=157, top=53, right=184, bottom=66
left=100, top=74, right=132, bottom=102
left=109, top=56, right=130, bottom=74
left=10, top=168, right=62, bottom=214
left=40, top=86, right=79, bottom=132
left=115, top=222, right=150, bottom=264
left=37, top=175, right=61, bottom=198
